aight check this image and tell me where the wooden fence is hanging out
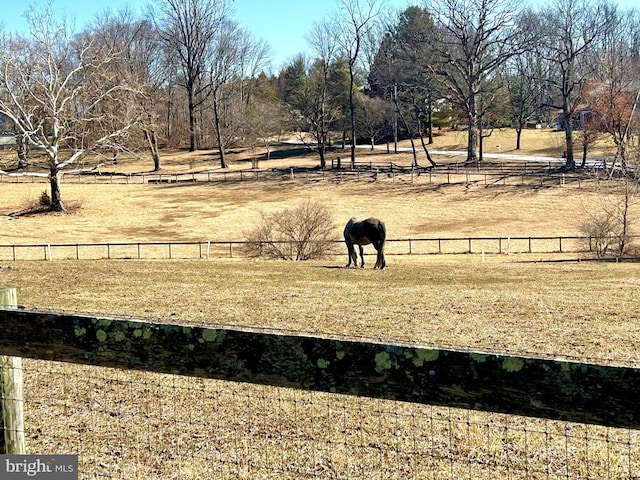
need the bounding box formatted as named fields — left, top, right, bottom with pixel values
left=2, top=293, right=640, bottom=446
left=3, top=286, right=640, bottom=478
left=0, top=236, right=606, bottom=261
left=0, top=160, right=618, bottom=188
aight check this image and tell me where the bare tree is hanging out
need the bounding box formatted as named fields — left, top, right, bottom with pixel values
left=505, top=48, right=546, bottom=150
left=90, top=10, right=166, bottom=171
left=304, top=20, right=341, bottom=168
left=535, top=0, right=610, bottom=170
left=357, top=94, right=392, bottom=150
left=245, top=199, right=337, bottom=261
left=581, top=178, right=638, bottom=257
left=204, top=20, right=269, bottom=168
left=0, top=6, right=139, bottom=211
left=154, top=0, right=229, bottom=152
left=244, top=96, right=285, bottom=168
left=427, top=0, right=528, bottom=163
left=337, top=0, right=384, bottom=168
left=580, top=5, right=640, bottom=173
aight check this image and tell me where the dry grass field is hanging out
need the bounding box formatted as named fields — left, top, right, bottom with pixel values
left=2, top=128, right=640, bottom=479
left=0, top=127, right=623, bottom=245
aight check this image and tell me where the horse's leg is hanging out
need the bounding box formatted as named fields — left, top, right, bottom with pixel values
left=373, top=242, right=386, bottom=269
left=346, top=242, right=355, bottom=267
left=358, top=245, right=365, bottom=267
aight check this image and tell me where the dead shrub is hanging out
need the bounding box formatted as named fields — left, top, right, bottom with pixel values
left=244, top=199, right=337, bottom=260
left=39, top=190, right=51, bottom=207
left=580, top=179, right=638, bottom=257
left=8, top=190, right=83, bottom=217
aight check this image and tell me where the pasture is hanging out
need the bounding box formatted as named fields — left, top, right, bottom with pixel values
left=3, top=258, right=640, bottom=479
left=2, top=128, right=640, bottom=478
left=2, top=258, right=640, bottom=365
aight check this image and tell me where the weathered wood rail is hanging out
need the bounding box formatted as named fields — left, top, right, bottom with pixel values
left=0, top=160, right=617, bottom=186
left=1, top=305, right=640, bottom=431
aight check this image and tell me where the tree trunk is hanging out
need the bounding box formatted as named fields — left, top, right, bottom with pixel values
left=188, top=85, right=197, bottom=152
left=49, top=167, right=64, bottom=212
left=467, top=106, right=479, bottom=163
left=349, top=69, right=356, bottom=169
left=393, top=84, right=398, bottom=153
left=564, top=122, right=575, bottom=170
left=394, top=95, right=418, bottom=166
left=144, top=127, right=161, bottom=172
left=318, top=142, right=326, bottom=169
left=515, top=127, right=523, bottom=150
left=414, top=101, right=436, bottom=168
left=562, top=92, right=576, bottom=170
left=212, top=93, right=227, bottom=169
left=426, top=91, right=434, bottom=145
left=16, top=134, right=29, bottom=169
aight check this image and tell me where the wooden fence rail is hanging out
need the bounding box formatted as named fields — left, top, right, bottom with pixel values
left=1, top=304, right=640, bottom=434
left=0, top=162, right=620, bottom=187
left=0, top=236, right=617, bottom=261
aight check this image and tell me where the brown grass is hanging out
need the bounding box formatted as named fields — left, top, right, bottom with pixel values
left=0, top=127, right=623, bottom=245
left=2, top=128, right=639, bottom=479
left=1, top=127, right=638, bottom=360
left=3, top=257, right=640, bottom=364
left=0, top=180, right=602, bottom=245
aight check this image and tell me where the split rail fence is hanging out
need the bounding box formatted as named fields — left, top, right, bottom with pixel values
left=1, top=287, right=640, bottom=478
left=0, top=158, right=620, bottom=189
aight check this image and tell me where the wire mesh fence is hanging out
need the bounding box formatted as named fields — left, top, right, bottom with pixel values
left=0, top=235, right=605, bottom=261
left=3, top=303, right=640, bottom=479
left=11, top=359, right=640, bottom=479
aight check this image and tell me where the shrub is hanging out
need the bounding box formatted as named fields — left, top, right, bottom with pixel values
left=580, top=180, right=638, bottom=257
left=39, top=190, right=51, bottom=208
left=580, top=212, right=620, bottom=257
left=245, top=200, right=337, bottom=260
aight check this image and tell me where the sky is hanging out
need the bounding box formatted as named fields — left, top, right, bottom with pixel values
left=0, top=0, right=411, bottom=71
left=0, top=0, right=637, bottom=72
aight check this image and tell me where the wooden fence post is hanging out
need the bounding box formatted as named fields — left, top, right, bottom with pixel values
left=0, top=287, right=25, bottom=454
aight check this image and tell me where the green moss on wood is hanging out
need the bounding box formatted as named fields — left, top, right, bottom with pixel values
left=2, top=308, right=640, bottom=429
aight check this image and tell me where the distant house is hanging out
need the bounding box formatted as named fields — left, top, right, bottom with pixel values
left=555, top=106, right=591, bottom=131
left=0, top=135, right=16, bottom=149
left=0, top=114, right=16, bottom=149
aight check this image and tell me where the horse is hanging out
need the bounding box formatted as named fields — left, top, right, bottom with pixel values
left=343, top=217, right=386, bottom=269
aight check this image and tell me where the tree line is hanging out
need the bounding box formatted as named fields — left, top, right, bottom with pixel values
left=1, top=0, right=639, bottom=211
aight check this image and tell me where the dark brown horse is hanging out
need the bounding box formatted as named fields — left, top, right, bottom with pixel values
left=343, top=217, right=386, bottom=269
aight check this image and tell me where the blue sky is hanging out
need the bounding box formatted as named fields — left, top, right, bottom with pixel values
left=1, top=0, right=636, bottom=72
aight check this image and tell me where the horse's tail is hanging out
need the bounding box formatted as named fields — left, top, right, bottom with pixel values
left=377, top=220, right=386, bottom=247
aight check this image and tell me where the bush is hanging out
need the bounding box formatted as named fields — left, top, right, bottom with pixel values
left=580, top=212, right=620, bottom=257
left=39, top=190, right=51, bottom=207
left=245, top=200, right=337, bottom=260
left=580, top=180, right=638, bottom=257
